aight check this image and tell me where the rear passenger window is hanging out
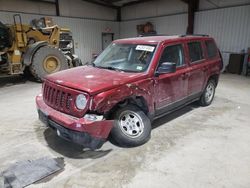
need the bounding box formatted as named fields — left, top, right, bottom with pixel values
left=205, top=40, right=217, bottom=58
left=188, top=42, right=203, bottom=62
left=159, top=44, right=184, bottom=67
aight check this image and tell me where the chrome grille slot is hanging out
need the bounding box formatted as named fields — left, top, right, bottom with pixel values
left=48, top=87, right=53, bottom=104
left=66, top=94, right=72, bottom=110
left=42, top=81, right=87, bottom=117
left=52, top=88, right=56, bottom=105
left=55, top=90, right=60, bottom=107
left=60, top=92, right=65, bottom=108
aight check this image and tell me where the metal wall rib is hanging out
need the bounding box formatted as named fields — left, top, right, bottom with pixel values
left=120, top=13, right=188, bottom=38
left=0, top=11, right=119, bottom=64
left=1, top=5, right=250, bottom=68
left=194, top=5, right=250, bottom=68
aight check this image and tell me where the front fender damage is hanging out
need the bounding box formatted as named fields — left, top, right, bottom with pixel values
left=89, top=79, right=155, bottom=116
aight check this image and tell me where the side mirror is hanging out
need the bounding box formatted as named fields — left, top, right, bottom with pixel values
left=156, top=62, right=176, bottom=75
left=92, top=53, right=98, bottom=60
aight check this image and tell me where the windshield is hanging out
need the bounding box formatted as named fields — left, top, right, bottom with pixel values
left=93, top=43, right=156, bottom=72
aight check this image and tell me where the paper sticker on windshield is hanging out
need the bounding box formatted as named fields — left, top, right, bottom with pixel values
left=136, top=66, right=143, bottom=70
left=136, top=45, right=155, bottom=52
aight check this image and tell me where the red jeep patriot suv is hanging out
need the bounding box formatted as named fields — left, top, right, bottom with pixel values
left=36, top=35, right=222, bottom=150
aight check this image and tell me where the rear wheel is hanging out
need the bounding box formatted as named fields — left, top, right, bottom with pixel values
left=29, top=46, right=68, bottom=82
left=199, top=79, right=216, bottom=106
left=110, top=105, right=151, bottom=147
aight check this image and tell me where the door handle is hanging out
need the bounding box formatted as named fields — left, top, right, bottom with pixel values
left=181, top=73, right=189, bottom=79
left=202, top=67, right=209, bottom=72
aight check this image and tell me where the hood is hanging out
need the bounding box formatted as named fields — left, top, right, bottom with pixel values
left=46, top=66, right=147, bottom=95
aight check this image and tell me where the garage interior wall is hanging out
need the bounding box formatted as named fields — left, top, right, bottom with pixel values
left=0, top=0, right=250, bottom=66
left=59, top=0, right=117, bottom=21
left=121, top=0, right=187, bottom=20
left=199, top=0, right=250, bottom=10
left=120, top=0, right=188, bottom=38
left=0, top=0, right=56, bottom=15
left=195, top=4, right=250, bottom=68
left=0, top=11, right=119, bottom=64
left=120, top=0, right=250, bottom=67
left=0, top=0, right=117, bottom=20
left=120, top=14, right=188, bottom=38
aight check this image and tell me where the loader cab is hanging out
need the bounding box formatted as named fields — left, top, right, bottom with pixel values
left=30, top=17, right=54, bottom=36
left=0, top=21, right=12, bottom=51
left=30, top=17, right=54, bottom=30
left=31, top=19, right=46, bottom=30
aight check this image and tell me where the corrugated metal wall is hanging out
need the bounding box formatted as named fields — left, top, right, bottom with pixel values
left=59, top=0, right=117, bottom=21
left=120, top=14, right=188, bottom=38
left=199, top=0, right=250, bottom=11
left=0, top=0, right=56, bottom=15
left=1, top=4, right=250, bottom=67
left=0, top=0, right=117, bottom=20
left=0, top=11, right=119, bottom=64
left=194, top=5, right=250, bottom=68
left=121, top=0, right=187, bottom=21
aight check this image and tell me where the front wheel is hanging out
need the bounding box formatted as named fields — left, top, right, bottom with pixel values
left=199, top=79, right=216, bottom=106
left=110, top=105, right=151, bottom=147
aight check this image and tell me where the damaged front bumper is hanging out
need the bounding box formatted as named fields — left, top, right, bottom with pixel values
left=36, top=94, right=114, bottom=150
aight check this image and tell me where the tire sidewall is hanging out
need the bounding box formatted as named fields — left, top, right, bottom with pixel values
left=30, top=46, right=68, bottom=80
left=200, top=79, right=216, bottom=106
left=110, top=105, right=151, bottom=147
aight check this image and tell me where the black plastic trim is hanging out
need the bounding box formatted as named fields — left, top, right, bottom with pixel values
left=38, top=110, right=105, bottom=150
left=154, top=92, right=202, bottom=118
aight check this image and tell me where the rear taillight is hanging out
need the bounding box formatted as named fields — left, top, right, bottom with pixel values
left=219, top=51, right=223, bottom=71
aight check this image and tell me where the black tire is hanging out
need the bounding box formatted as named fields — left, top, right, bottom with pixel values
left=29, top=46, right=68, bottom=82
left=23, top=66, right=32, bottom=79
left=73, top=57, right=83, bottom=67
left=110, top=104, right=151, bottom=147
left=199, top=79, right=216, bottom=106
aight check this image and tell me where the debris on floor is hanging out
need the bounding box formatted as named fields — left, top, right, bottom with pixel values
left=0, top=157, right=64, bottom=188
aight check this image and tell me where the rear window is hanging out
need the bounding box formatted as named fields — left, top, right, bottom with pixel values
left=188, top=42, right=203, bottom=62
left=205, top=40, right=217, bottom=58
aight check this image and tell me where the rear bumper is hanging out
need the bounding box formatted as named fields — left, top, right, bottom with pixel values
left=36, top=94, right=114, bottom=150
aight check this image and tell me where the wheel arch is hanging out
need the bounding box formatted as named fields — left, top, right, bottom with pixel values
left=208, top=74, right=219, bottom=87
left=105, top=96, right=150, bottom=119
left=23, top=41, right=48, bottom=66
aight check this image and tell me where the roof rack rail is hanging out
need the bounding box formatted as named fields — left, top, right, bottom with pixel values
left=179, top=34, right=209, bottom=37
left=138, top=33, right=168, bottom=37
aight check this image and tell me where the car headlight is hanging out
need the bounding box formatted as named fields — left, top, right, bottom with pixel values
left=75, top=94, right=87, bottom=110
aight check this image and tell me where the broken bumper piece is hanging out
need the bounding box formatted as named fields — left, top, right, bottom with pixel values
left=36, top=95, right=113, bottom=150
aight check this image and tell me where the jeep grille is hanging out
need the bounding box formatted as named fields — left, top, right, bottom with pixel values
left=43, top=80, right=88, bottom=118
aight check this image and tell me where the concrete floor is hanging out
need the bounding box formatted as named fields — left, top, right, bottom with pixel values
left=0, top=73, right=250, bottom=188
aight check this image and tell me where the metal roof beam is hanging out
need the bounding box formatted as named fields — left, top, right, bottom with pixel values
left=122, top=0, right=154, bottom=7
left=82, top=0, right=119, bottom=9
left=186, top=0, right=199, bottom=34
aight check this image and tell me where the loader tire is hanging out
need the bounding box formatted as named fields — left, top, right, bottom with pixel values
left=73, top=56, right=83, bottom=67
left=29, top=46, right=68, bottom=82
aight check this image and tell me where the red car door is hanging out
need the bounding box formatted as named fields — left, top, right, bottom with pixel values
left=186, top=41, right=206, bottom=96
left=154, top=43, right=189, bottom=115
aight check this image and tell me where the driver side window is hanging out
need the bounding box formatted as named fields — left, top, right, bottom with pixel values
left=159, top=44, right=184, bottom=67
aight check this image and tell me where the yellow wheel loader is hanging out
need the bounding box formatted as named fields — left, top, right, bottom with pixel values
left=0, top=14, right=81, bottom=81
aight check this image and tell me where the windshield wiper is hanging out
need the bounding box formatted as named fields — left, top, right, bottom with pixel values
left=86, top=62, right=96, bottom=67
left=96, top=66, right=121, bottom=71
